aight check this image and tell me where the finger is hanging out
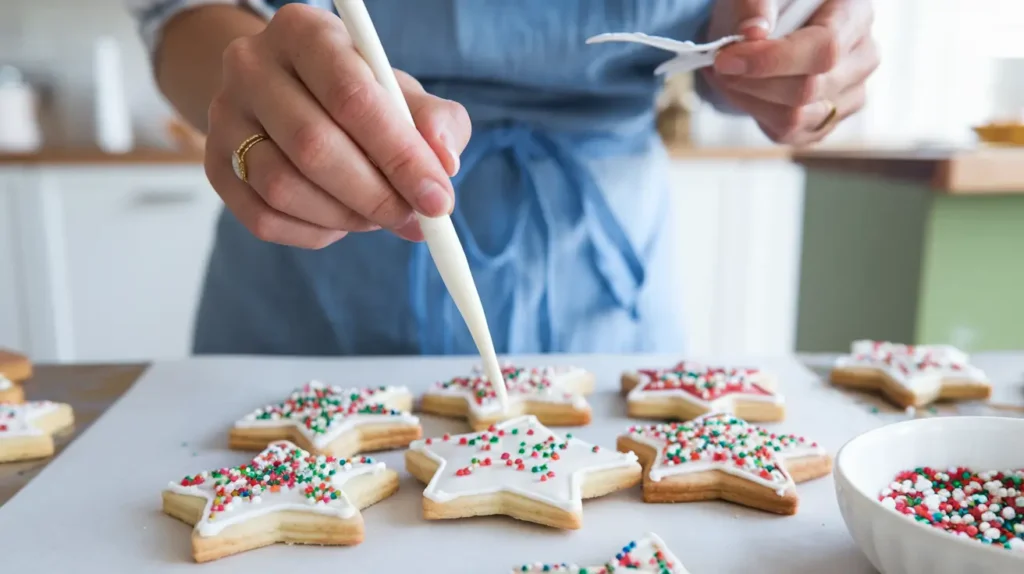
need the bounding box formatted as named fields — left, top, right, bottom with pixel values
left=244, top=135, right=383, bottom=234
left=808, top=0, right=875, bottom=56
left=285, top=25, right=455, bottom=216
left=730, top=0, right=778, bottom=40
left=715, top=0, right=873, bottom=78
left=398, top=72, right=472, bottom=178
left=719, top=88, right=835, bottom=141
left=233, top=56, right=417, bottom=232
left=213, top=97, right=384, bottom=233
left=728, top=84, right=865, bottom=145
left=715, top=35, right=880, bottom=106
left=205, top=121, right=346, bottom=250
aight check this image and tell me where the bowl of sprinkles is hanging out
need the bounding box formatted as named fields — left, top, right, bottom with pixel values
left=835, top=416, right=1024, bottom=574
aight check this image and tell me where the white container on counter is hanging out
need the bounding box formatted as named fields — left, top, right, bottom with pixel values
left=0, top=65, right=42, bottom=152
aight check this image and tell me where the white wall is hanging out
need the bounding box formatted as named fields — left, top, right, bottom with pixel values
left=0, top=0, right=174, bottom=148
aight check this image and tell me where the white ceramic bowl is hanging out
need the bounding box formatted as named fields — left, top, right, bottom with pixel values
left=835, top=416, right=1024, bottom=573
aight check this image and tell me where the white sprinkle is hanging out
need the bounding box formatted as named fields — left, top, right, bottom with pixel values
left=1017, top=497, right=1024, bottom=507
left=1005, top=507, right=1018, bottom=520
left=924, top=495, right=941, bottom=511
left=952, top=489, right=966, bottom=501
left=915, top=478, right=933, bottom=492
left=1010, top=538, right=1024, bottom=552
left=880, top=497, right=897, bottom=510
left=984, top=528, right=1001, bottom=540
left=982, top=512, right=997, bottom=523
left=980, top=521, right=991, bottom=531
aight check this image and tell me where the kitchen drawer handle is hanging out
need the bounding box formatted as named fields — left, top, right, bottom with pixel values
left=131, top=189, right=199, bottom=206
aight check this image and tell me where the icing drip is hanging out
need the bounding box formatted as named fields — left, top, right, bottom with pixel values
left=430, top=364, right=590, bottom=416
left=166, top=440, right=384, bottom=537
left=234, top=382, right=419, bottom=448
left=515, top=532, right=689, bottom=573
left=836, top=340, right=988, bottom=391
left=624, top=413, right=824, bottom=493
left=0, top=401, right=59, bottom=437
left=629, top=362, right=782, bottom=407
left=410, top=415, right=637, bottom=512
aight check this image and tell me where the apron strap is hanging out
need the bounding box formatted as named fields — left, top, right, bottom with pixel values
left=410, top=122, right=646, bottom=354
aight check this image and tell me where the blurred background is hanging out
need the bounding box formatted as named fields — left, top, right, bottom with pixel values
left=0, top=0, right=1022, bottom=364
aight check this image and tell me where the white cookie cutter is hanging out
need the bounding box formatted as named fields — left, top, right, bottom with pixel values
left=586, top=0, right=827, bottom=75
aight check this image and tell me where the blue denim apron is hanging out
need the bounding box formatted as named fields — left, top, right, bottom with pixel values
left=192, top=0, right=713, bottom=356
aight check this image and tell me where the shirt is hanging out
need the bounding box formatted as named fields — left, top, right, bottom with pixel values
left=127, top=0, right=719, bottom=356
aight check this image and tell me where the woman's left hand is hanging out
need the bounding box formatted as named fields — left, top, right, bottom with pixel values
left=703, top=0, right=878, bottom=146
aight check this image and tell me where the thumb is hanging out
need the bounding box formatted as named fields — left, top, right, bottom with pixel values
left=731, top=0, right=777, bottom=40
left=398, top=72, right=472, bottom=179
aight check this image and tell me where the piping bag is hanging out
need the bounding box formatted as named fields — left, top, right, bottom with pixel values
left=586, top=0, right=827, bottom=75
left=332, top=0, right=509, bottom=411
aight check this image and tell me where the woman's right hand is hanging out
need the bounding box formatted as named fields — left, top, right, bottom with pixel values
left=206, top=3, right=471, bottom=248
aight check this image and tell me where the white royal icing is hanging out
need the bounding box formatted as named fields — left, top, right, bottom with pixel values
left=409, top=415, right=638, bottom=512
left=835, top=340, right=989, bottom=393
left=427, top=364, right=591, bottom=417
left=624, top=413, right=825, bottom=495
left=627, top=361, right=783, bottom=410
left=515, top=532, right=690, bottom=573
left=0, top=375, right=12, bottom=391
left=233, top=381, right=419, bottom=449
left=165, top=441, right=385, bottom=537
left=0, top=401, right=59, bottom=437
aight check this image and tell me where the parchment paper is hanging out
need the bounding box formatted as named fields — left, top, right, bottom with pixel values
left=0, top=352, right=1019, bottom=573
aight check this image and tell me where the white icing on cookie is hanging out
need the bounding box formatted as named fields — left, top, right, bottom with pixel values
left=233, top=381, right=419, bottom=449
left=165, top=441, right=385, bottom=537
left=0, top=401, right=59, bottom=437
left=515, top=532, right=690, bottom=573
left=623, top=413, right=825, bottom=494
left=427, top=365, right=591, bottom=416
left=627, top=361, right=783, bottom=410
left=0, top=375, right=12, bottom=391
left=409, top=415, right=638, bottom=512
left=835, top=340, right=989, bottom=393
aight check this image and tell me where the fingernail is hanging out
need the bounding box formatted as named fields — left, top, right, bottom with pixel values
left=395, top=218, right=424, bottom=242
left=738, top=17, right=771, bottom=36
left=416, top=179, right=453, bottom=216
left=440, top=130, right=461, bottom=177
left=715, top=55, right=747, bottom=75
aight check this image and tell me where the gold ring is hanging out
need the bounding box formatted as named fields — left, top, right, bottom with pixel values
left=813, top=100, right=839, bottom=133
left=231, top=133, right=268, bottom=183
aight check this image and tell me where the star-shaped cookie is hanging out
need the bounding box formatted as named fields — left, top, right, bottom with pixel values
left=421, top=364, right=594, bottom=430
left=405, top=415, right=641, bottom=529
left=162, top=440, right=399, bottom=562
left=0, top=349, right=32, bottom=383
left=230, top=381, right=421, bottom=457
left=617, top=413, right=831, bottom=515
left=515, top=532, right=689, bottom=573
left=830, top=340, right=991, bottom=408
left=0, top=375, right=25, bottom=404
left=621, top=361, right=784, bottom=422
left=0, top=400, right=74, bottom=463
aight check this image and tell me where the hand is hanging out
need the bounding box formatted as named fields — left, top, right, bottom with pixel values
left=703, top=0, right=878, bottom=145
left=206, top=4, right=470, bottom=248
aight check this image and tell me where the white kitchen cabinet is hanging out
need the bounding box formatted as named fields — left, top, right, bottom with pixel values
left=0, top=169, right=26, bottom=351
left=0, top=157, right=804, bottom=363
left=668, top=158, right=806, bottom=358
left=10, top=165, right=222, bottom=362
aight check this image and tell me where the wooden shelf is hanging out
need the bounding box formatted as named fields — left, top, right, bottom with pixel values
left=0, top=148, right=203, bottom=165
left=7, top=143, right=1024, bottom=194
left=794, top=146, right=1024, bottom=194
left=666, top=144, right=793, bottom=160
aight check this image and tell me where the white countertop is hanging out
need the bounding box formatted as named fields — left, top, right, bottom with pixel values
left=0, top=352, right=1021, bottom=573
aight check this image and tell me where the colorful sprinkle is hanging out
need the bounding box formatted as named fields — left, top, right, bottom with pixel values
left=516, top=533, right=686, bottom=573
left=626, top=413, right=822, bottom=489
left=632, top=362, right=774, bottom=402
left=878, top=466, right=1024, bottom=552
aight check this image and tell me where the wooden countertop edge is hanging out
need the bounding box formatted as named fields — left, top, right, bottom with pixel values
left=2, top=144, right=1022, bottom=194
left=0, top=148, right=204, bottom=165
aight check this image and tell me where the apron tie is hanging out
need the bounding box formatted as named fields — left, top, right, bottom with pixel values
left=409, top=122, right=646, bottom=354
